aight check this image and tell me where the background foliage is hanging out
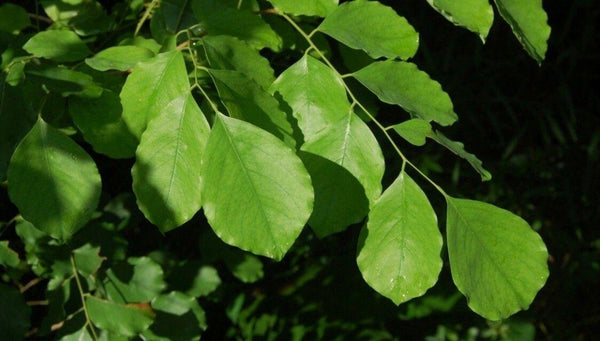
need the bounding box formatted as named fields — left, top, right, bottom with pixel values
left=1, top=0, right=598, bottom=340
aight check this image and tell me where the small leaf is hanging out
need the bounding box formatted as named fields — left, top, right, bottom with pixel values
left=201, top=35, right=275, bottom=89
left=167, top=262, right=222, bottom=297
left=85, top=46, right=155, bottom=71
left=144, top=292, right=207, bottom=340
left=224, top=252, right=264, bottom=283
left=209, top=69, right=295, bottom=147
left=318, top=0, right=419, bottom=60
left=87, top=296, right=154, bottom=337
left=426, top=0, right=494, bottom=42
left=27, top=66, right=103, bottom=98
left=446, top=198, right=549, bottom=320
left=267, top=0, right=338, bottom=17
left=7, top=118, right=102, bottom=241
left=23, top=30, right=91, bottom=62
left=357, top=173, right=442, bottom=305
left=69, top=90, right=138, bottom=158
left=0, top=283, right=31, bottom=340
left=200, top=114, right=313, bottom=260
left=72, top=244, right=104, bottom=277
left=132, top=92, right=210, bottom=231
left=0, top=241, right=21, bottom=268
left=430, top=131, right=492, bottom=181
left=392, top=118, right=433, bottom=146
left=120, top=51, right=190, bottom=139
left=0, top=3, right=30, bottom=33
left=493, top=0, right=551, bottom=64
left=103, top=257, right=167, bottom=303
left=354, top=60, right=457, bottom=126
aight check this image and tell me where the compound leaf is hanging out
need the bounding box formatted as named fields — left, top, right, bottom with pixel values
left=7, top=118, right=101, bottom=241
left=446, top=197, right=549, bottom=320
left=200, top=114, right=313, bottom=260
left=318, top=0, right=418, bottom=59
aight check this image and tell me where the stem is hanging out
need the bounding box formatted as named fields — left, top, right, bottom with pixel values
left=27, top=13, right=53, bottom=25
left=279, top=13, right=448, bottom=197
left=184, top=37, right=221, bottom=114
left=20, top=277, right=42, bottom=293
left=70, top=255, right=99, bottom=341
left=134, top=0, right=159, bottom=37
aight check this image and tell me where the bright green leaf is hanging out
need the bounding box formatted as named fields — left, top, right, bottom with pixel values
left=201, top=35, right=275, bottom=89
left=85, top=46, right=154, bottom=71
left=120, top=51, right=190, bottom=139
left=23, top=30, right=91, bottom=62
left=0, top=283, right=31, bottom=340
left=7, top=118, right=102, bottom=241
left=430, top=131, right=492, bottom=181
left=209, top=69, right=295, bottom=146
left=69, top=90, right=138, bottom=158
left=446, top=198, right=549, bottom=320
left=72, top=244, right=104, bottom=277
left=103, top=257, right=167, bottom=303
left=392, top=118, right=433, bottom=146
left=493, top=0, right=551, bottom=64
left=267, top=0, right=338, bottom=17
left=426, top=0, right=494, bottom=41
left=87, top=296, right=154, bottom=337
left=357, top=172, right=442, bottom=305
left=354, top=60, right=457, bottom=126
left=0, top=3, right=30, bottom=34
left=132, top=92, right=210, bottom=231
left=0, top=241, right=20, bottom=268
left=200, top=114, right=314, bottom=260
left=318, top=0, right=418, bottom=59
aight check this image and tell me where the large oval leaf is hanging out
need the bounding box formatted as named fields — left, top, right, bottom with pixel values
left=318, top=0, right=418, bottom=60
left=7, top=118, right=101, bottom=241
left=200, top=114, right=314, bottom=260
left=493, top=0, right=551, bottom=64
left=23, top=30, right=90, bottom=62
left=354, top=60, right=457, bottom=126
left=357, top=173, right=442, bottom=305
left=267, top=0, right=338, bottom=17
left=120, top=51, right=189, bottom=139
left=446, top=198, right=549, bottom=320
left=426, top=0, right=494, bottom=42
left=132, top=92, right=210, bottom=232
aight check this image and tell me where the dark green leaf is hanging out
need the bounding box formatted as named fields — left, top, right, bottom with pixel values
left=0, top=283, right=31, bottom=340
left=357, top=173, right=442, bottom=304
left=132, top=92, right=210, bottom=231
left=85, top=46, right=155, bottom=71
left=426, top=0, right=494, bottom=41
left=446, top=198, right=549, bottom=320
left=224, top=252, right=264, bottom=283
left=0, top=241, right=20, bottom=268
left=23, top=30, right=91, bottom=62
left=143, top=291, right=207, bottom=341
left=7, top=118, right=102, bottom=241
left=200, top=114, right=314, bottom=260
left=150, top=0, right=197, bottom=48
left=103, top=257, right=167, bottom=303
left=354, top=60, right=457, bottom=126
left=167, top=262, right=222, bottom=297
left=72, top=244, right=104, bottom=277
left=267, top=0, right=338, bottom=17
left=318, top=0, right=418, bottom=59
left=26, top=66, right=103, bottom=98
left=430, top=131, right=492, bottom=181
left=87, top=296, right=154, bottom=336
left=0, top=3, right=30, bottom=34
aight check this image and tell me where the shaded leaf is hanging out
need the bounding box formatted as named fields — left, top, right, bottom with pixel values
left=26, top=66, right=103, bottom=98
left=430, top=131, right=492, bottom=181
left=318, top=0, right=418, bottom=59
left=7, top=118, right=101, bottom=241
left=200, top=114, right=313, bottom=260
left=267, top=0, right=338, bottom=17
left=167, top=262, right=222, bottom=297
left=132, top=92, right=210, bottom=231
left=357, top=173, right=442, bottom=305
left=426, top=0, right=494, bottom=41
left=446, top=198, right=549, bottom=320
left=0, top=283, right=31, bottom=340
left=0, top=3, right=30, bottom=34
left=150, top=0, right=197, bottom=48
left=0, top=241, right=20, bottom=268
left=224, top=252, right=264, bottom=283
left=103, top=257, right=167, bottom=303
left=144, top=291, right=207, bottom=341
left=493, top=0, right=551, bottom=64
left=87, top=296, right=154, bottom=337
left=23, top=30, right=91, bottom=62
left=354, top=60, right=457, bottom=126
left=85, top=46, right=154, bottom=71
left=72, top=244, right=104, bottom=277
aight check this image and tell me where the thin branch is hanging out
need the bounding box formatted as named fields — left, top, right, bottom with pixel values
left=28, top=13, right=53, bottom=25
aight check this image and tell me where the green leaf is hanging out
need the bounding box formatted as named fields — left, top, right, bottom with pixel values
left=0, top=283, right=31, bottom=340
left=493, top=0, right=551, bottom=64
left=23, top=30, right=91, bottom=62
left=132, top=92, right=210, bottom=231
left=26, top=66, right=103, bottom=98
left=426, top=0, right=494, bottom=42
left=201, top=35, right=275, bottom=89
left=144, top=291, right=207, bottom=341
left=267, top=0, right=338, bottom=17
left=41, top=0, right=114, bottom=36
left=445, top=198, right=549, bottom=320
left=7, top=118, right=102, bottom=241
left=192, top=3, right=281, bottom=50
left=69, top=90, right=138, bottom=158
left=357, top=173, right=442, bottom=305
left=209, top=69, right=295, bottom=147
left=200, top=114, right=314, bottom=260
left=354, top=60, right=457, bottom=126
left=150, top=0, right=197, bottom=48
left=85, top=46, right=155, bottom=71
left=72, top=244, right=104, bottom=277
left=392, top=118, right=433, bottom=146
left=0, top=3, right=30, bottom=34
left=87, top=296, right=154, bottom=337
left=120, top=51, right=190, bottom=139
left=167, top=262, right=222, bottom=297
left=318, top=0, right=418, bottom=60
left=430, top=131, right=492, bottom=181
left=55, top=312, right=93, bottom=341
left=103, top=257, right=167, bottom=303
left=224, top=252, right=264, bottom=283
left=0, top=241, right=20, bottom=268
